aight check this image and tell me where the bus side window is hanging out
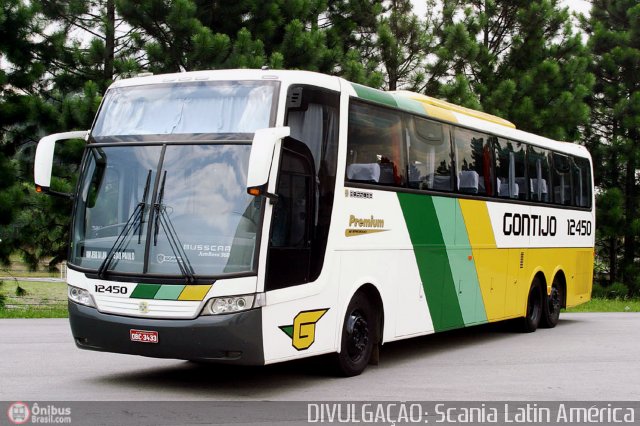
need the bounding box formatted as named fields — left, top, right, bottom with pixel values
left=407, top=117, right=453, bottom=191
left=453, top=128, right=494, bottom=196
left=572, top=156, right=592, bottom=208
left=513, top=141, right=527, bottom=200
left=346, top=101, right=406, bottom=187
left=493, top=138, right=526, bottom=200
left=528, top=146, right=551, bottom=202
left=551, top=153, right=572, bottom=206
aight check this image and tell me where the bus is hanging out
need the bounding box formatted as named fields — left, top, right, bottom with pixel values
left=34, top=69, right=594, bottom=376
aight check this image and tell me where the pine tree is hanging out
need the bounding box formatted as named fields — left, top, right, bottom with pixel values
left=376, top=0, right=432, bottom=91
left=434, top=0, right=593, bottom=141
left=0, top=0, right=103, bottom=269
left=0, top=0, right=50, bottom=265
left=40, top=0, right=145, bottom=91
left=585, top=0, right=640, bottom=294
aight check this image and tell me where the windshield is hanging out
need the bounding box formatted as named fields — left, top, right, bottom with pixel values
left=70, top=144, right=262, bottom=277
left=92, top=81, right=277, bottom=139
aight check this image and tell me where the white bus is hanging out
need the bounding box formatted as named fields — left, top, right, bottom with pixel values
left=34, top=69, right=594, bottom=376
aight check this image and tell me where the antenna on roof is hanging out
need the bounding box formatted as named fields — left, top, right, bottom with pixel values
left=261, top=65, right=270, bottom=71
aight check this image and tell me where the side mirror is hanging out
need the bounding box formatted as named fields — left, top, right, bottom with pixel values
left=34, top=130, right=88, bottom=197
left=246, top=127, right=290, bottom=199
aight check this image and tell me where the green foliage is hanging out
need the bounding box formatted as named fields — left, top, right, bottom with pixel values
left=591, top=283, right=606, bottom=299
left=592, top=282, right=630, bottom=299
left=15, top=285, right=27, bottom=297
left=585, top=0, right=640, bottom=289
left=434, top=0, right=593, bottom=141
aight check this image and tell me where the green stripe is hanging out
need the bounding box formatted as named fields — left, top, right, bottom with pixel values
left=397, top=193, right=464, bottom=331
left=351, top=83, right=398, bottom=108
left=392, top=95, right=426, bottom=115
left=432, top=197, right=487, bottom=325
left=130, top=284, right=161, bottom=299
left=153, top=285, right=185, bottom=300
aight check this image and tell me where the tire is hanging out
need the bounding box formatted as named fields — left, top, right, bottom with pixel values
left=333, top=293, right=376, bottom=377
left=540, top=278, right=563, bottom=328
left=521, top=278, right=543, bottom=333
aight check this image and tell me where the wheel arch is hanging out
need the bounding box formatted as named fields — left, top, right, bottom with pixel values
left=526, top=268, right=547, bottom=294
left=337, top=281, right=386, bottom=348
left=528, top=269, right=547, bottom=315
left=551, top=269, right=568, bottom=309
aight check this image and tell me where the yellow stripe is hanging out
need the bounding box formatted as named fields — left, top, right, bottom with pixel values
left=458, top=199, right=496, bottom=248
left=458, top=199, right=508, bottom=321
left=178, top=285, right=212, bottom=301
left=422, top=104, right=458, bottom=123
left=393, top=91, right=516, bottom=128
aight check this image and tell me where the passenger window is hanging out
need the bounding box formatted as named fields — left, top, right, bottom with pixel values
left=407, top=117, right=453, bottom=191
left=551, top=153, right=572, bottom=205
left=346, top=101, right=406, bottom=187
left=572, top=156, right=592, bottom=208
left=454, top=128, right=494, bottom=196
left=528, top=146, right=551, bottom=202
left=493, top=139, right=527, bottom=200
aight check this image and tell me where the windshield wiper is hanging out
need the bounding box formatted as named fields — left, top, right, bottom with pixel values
left=97, top=169, right=152, bottom=278
left=138, top=170, right=152, bottom=243
left=153, top=171, right=196, bottom=283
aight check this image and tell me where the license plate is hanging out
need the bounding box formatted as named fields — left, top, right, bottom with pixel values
left=130, top=329, right=159, bottom=343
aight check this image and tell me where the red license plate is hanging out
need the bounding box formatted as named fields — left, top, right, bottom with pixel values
left=130, top=329, right=159, bottom=343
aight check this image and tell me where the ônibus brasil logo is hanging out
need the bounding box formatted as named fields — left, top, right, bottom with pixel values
left=279, top=309, right=329, bottom=351
left=7, top=402, right=30, bottom=425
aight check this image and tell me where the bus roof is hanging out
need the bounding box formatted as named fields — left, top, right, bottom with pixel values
left=391, top=91, right=516, bottom=129
left=108, top=69, right=590, bottom=160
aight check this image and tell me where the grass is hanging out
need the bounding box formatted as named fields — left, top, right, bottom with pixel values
left=0, top=306, right=68, bottom=318
left=0, top=280, right=68, bottom=318
left=565, top=298, right=640, bottom=313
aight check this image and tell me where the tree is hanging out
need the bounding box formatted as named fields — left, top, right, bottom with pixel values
left=116, top=0, right=386, bottom=85
left=0, top=0, right=103, bottom=269
left=376, top=0, right=431, bottom=91
left=585, top=0, right=640, bottom=294
left=433, top=0, right=593, bottom=141
left=0, top=0, right=51, bottom=265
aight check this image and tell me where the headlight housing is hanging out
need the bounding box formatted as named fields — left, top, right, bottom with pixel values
left=68, top=285, right=96, bottom=307
left=202, top=294, right=256, bottom=315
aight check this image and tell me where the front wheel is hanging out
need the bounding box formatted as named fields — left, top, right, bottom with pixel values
left=333, top=293, right=376, bottom=377
left=520, top=278, right=543, bottom=333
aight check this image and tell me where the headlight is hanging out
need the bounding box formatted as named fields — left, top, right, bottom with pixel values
left=202, top=294, right=256, bottom=315
left=68, top=285, right=96, bottom=307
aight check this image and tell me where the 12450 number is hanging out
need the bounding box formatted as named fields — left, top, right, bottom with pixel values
left=567, top=219, right=592, bottom=236
left=94, top=284, right=128, bottom=295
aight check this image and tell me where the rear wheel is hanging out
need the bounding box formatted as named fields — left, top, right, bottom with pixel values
left=521, top=278, right=543, bottom=333
left=333, top=293, right=376, bottom=377
left=541, top=278, right=563, bottom=328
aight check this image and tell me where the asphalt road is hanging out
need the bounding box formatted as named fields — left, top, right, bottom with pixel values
left=1, top=313, right=639, bottom=401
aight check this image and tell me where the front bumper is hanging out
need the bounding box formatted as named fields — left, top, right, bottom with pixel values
left=68, top=301, right=264, bottom=365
